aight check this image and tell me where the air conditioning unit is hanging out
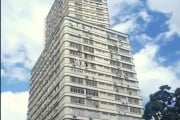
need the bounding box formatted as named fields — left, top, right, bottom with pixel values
left=116, top=89, right=119, bottom=92
left=86, top=95, right=92, bottom=99
left=89, top=117, right=93, bottom=120
left=73, top=115, right=77, bottom=118
left=95, top=105, right=99, bottom=108
left=77, top=49, right=81, bottom=52
left=85, top=75, right=88, bottom=79
left=124, top=75, right=128, bottom=79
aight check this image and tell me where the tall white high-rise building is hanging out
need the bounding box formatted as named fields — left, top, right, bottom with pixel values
left=27, top=0, right=143, bottom=120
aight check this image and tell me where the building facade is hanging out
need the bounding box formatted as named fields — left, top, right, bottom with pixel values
left=27, top=0, right=143, bottom=120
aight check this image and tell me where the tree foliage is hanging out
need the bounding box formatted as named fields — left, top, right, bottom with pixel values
left=143, top=85, right=180, bottom=120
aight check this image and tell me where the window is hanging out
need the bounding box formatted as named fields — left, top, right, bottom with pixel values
left=111, top=68, right=122, bottom=76
left=75, top=14, right=83, bottom=19
left=101, top=112, right=108, bottom=119
left=122, top=63, right=133, bottom=70
left=86, top=99, right=99, bottom=107
left=84, top=46, right=94, bottom=53
left=130, top=107, right=141, bottom=114
left=71, top=68, right=83, bottom=73
left=83, top=31, right=92, bottom=38
left=72, top=108, right=85, bottom=116
left=86, top=80, right=97, bottom=87
left=119, top=48, right=130, bottom=55
left=107, top=93, right=113, bottom=97
left=114, top=86, right=125, bottom=93
left=70, top=87, right=84, bottom=94
left=84, top=39, right=93, bottom=45
left=110, top=53, right=119, bottom=60
left=125, top=80, right=137, bottom=87
left=70, top=50, right=82, bottom=58
left=126, top=88, right=139, bottom=96
left=75, top=7, right=82, bottom=12
left=102, top=112, right=108, bottom=115
left=75, top=0, right=82, bottom=4
left=106, top=84, right=112, bottom=87
left=110, top=60, right=120, bottom=66
left=82, top=25, right=91, bottom=30
left=84, top=62, right=96, bottom=69
left=107, top=32, right=116, bottom=38
left=97, top=18, right=104, bottom=21
left=115, top=95, right=126, bottom=102
left=96, top=8, right=103, bottom=12
left=118, top=105, right=129, bottom=112
left=101, top=101, right=107, bottom=105
left=70, top=42, right=82, bottom=50
left=128, top=97, right=139, bottom=104
left=86, top=89, right=98, bottom=96
left=98, top=73, right=104, bottom=77
left=123, top=71, right=135, bottom=78
left=95, top=0, right=102, bottom=2
left=99, top=82, right=105, bottom=85
left=70, top=58, right=83, bottom=67
left=117, top=35, right=127, bottom=42
left=121, top=37, right=127, bottom=41
left=108, top=45, right=118, bottom=52
left=84, top=54, right=95, bottom=60
left=86, top=110, right=100, bottom=118
left=70, top=76, right=83, bottom=84
left=96, top=13, right=104, bottom=16
left=110, top=113, right=116, bottom=116
left=111, top=68, right=117, bottom=74
left=107, top=39, right=117, bottom=45
left=121, top=56, right=131, bottom=62
left=71, top=97, right=85, bottom=104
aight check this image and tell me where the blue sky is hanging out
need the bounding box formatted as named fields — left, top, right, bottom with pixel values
left=1, top=0, right=180, bottom=120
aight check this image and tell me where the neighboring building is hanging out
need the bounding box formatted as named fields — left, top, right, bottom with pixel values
left=27, top=0, right=143, bottom=120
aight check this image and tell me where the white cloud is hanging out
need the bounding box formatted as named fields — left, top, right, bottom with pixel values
left=108, top=1, right=151, bottom=35
left=107, top=0, right=141, bottom=24
left=147, top=0, right=180, bottom=36
left=134, top=34, right=153, bottom=44
left=173, top=61, right=180, bottom=77
left=111, top=10, right=151, bottom=34
left=112, top=19, right=138, bottom=33
left=175, top=50, right=180, bottom=56
left=1, top=0, right=180, bottom=117
left=134, top=44, right=180, bottom=102
left=139, top=11, right=152, bottom=23
left=1, top=0, right=51, bottom=64
left=1, top=46, right=30, bottom=82
left=1, top=0, right=53, bottom=82
left=9, top=67, right=30, bottom=82
left=1, top=91, right=29, bottom=120
left=1, top=69, right=6, bottom=77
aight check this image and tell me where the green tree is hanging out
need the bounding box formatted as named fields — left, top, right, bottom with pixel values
left=143, top=85, right=180, bottom=120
